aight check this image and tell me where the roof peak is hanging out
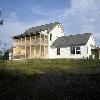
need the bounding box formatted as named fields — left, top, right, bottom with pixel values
left=13, top=22, right=60, bottom=38
left=31, top=22, right=59, bottom=28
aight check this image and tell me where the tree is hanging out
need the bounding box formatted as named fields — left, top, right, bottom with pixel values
left=3, top=49, right=9, bottom=60
left=0, top=10, right=5, bottom=63
left=0, top=41, right=8, bottom=64
left=0, top=51, right=3, bottom=60
left=0, top=10, right=3, bottom=25
left=0, top=42, right=10, bottom=60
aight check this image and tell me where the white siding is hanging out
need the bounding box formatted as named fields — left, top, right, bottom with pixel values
left=86, top=34, right=96, bottom=58
left=50, top=46, right=87, bottom=59
left=48, top=24, right=65, bottom=58
left=49, top=34, right=96, bottom=59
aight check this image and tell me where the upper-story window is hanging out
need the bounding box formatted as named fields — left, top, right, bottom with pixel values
left=70, top=46, right=81, bottom=54
left=50, top=34, right=52, bottom=41
left=57, top=48, right=60, bottom=55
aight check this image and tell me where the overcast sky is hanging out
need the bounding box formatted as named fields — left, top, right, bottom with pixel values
left=0, top=0, right=100, bottom=49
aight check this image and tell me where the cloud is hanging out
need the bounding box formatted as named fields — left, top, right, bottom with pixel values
left=9, top=12, right=18, bottom=20
left=0, top=11, right=52, bottom=48
left=30, top=0, right=100, bottom=45
left=30, top=5, right=47, bottom=16
left=30, top=5, right=64, bottom=18
left=63, top=0, right=100, bottom=32
left=58, top=0, right=100, bottom=45
left=0, top=8, right=2, bottom=12
left=0, top=0, right=100, bottom=49
left=0, top=12, right=31, bottom=49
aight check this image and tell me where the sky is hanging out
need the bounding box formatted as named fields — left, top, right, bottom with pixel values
left=0, top=0, right=100, bottom=49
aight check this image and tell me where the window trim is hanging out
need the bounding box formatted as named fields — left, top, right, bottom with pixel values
left=57, top=48, right=60, bottom=55
left=50, top=34, right=52, bottom=41
left=71, top=47, right=75, bottom=55
left=70, top=46, right=81, bottom=55
left=76, top=47, right=81, bottom=54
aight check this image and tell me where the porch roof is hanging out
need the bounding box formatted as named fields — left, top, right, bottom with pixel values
left=91, top=47, right=100, bottom=50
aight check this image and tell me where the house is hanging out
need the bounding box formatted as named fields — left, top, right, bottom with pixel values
left=12, top=22, right=100, bottom=60
left=51, top=33, right=99, bottom=59
left=12, top=22, right=64, bottom=60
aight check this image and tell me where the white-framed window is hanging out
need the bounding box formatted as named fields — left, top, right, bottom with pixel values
left=76, top=47, right=81, bottom=54
left=70, top=46, right=81, bottom=54
left=50, top=34, right=52, bottom=41
left=57, top=48, right=60, bottom=55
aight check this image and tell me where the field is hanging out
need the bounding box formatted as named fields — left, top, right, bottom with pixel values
left=0, top=59, right=100, bottom=100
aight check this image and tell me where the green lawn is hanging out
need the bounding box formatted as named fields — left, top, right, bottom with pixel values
left=1, top=59, right=100, bottom=74
left=0, top=59, right=100, bottom=100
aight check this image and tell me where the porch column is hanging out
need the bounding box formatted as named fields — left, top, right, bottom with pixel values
left=25, top=36, right=26, bottom=59
left=20, top=37, right=22, bottom=59
left=35, top=35, right=36, bottom=58
left=40, top=33, right=41, bottom=58
left=44, top=35, right=45, bottom=58
left=21, top=37, right=22, bottom=45
left=30, top=36, right=31, bottom=58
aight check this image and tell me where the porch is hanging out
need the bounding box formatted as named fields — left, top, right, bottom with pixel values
left=13, top=33, right=48, bottom=59
left=91, top=47, right=100, bottom=59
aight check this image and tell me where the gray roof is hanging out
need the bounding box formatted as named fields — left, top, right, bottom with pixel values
left=51, top=33, right=92, bottom=48
left=13, top=22, right=59, bottom=38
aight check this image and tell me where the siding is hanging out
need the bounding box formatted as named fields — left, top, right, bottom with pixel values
left=49, top=34, right=96, bottom=59
left=50, top=46, right=87, bottom=59
left=86, top=35, right=96, bottom=58
left=48, top=24, right=64, bottom=58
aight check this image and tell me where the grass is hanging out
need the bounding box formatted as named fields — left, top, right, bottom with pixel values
left=0, top=59, right=100, bottom=100
left=1, top=59, right=100, bottom=74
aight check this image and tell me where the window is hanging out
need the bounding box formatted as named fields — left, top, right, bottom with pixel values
left=50, top=34, right=52, bottom=41
left=76, top=47, right=81, bottom=54
left=71, top=47, right=75, bottom=54
left=57, top=48, right=60, bottom=55
left=70, top=46, right=81, bottom=54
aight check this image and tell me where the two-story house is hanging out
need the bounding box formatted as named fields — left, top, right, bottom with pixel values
left=12, top=22, right=64, bottom=59
left=12, top=22, right=100, bottom=60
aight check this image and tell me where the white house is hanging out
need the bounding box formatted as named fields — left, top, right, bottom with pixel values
left=12, top=22, right=100, bottom=60
left=51, top=33, right=99, bottom=59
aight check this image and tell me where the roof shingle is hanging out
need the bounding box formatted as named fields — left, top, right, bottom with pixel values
left=51, top=33, right=91, bottom=48
left=13, top=22, right=59, bottom=38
